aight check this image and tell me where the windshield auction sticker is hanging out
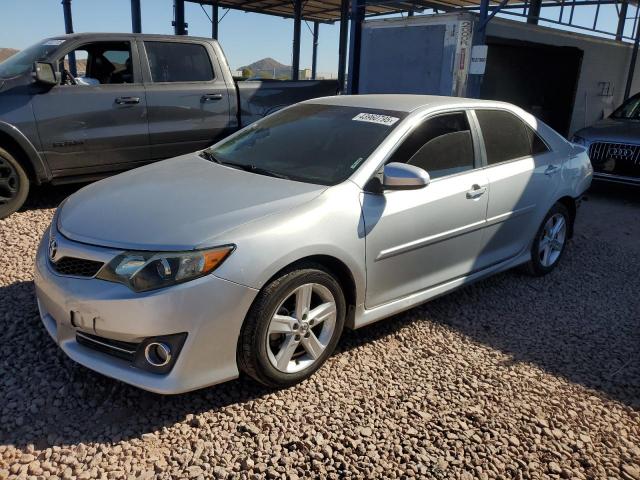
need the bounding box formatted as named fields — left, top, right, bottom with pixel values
left=353, top=113, right=400, bottom=126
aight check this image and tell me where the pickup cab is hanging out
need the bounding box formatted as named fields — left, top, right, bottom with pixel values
left=0, top=33, right=339, bottom=218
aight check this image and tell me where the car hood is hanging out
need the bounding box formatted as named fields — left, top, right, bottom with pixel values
left=575, top=117, right=640, bottom=144
left=58, top=154, right=327, bottom=250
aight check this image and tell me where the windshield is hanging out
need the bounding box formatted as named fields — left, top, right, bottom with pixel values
left=611, top=94, right=640, bottom=120
left=205, top=103, right=407, bottom=185
left=0, top=39, right=65, bottom=79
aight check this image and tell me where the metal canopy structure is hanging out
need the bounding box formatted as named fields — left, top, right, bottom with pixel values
left=59, top=0, right=640, bottom=96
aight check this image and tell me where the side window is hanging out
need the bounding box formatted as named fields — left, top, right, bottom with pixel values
left=145, top=42, right=214, bottom=83
left=60, top=41, right=134, bottom=85
left=387, top=112, right=475, bottom=180
left=475, top=109, right=549, bottom=165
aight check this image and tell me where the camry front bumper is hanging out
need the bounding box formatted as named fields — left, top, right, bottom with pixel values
left=34, top=232, right=258, bottom=394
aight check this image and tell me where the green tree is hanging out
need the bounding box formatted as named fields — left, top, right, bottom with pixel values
left=242, top=68, right=253, bottom=78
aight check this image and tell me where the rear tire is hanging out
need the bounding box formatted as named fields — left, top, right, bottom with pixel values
left=524, top=202, right=570, bottom=276
left=238, top=264, right=346, bottom=388
left=0, top=147, right=29, bottom=220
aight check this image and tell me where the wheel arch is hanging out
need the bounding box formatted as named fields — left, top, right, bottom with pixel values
left=254, top=254, right=359, bottom=330
left=0, top=122, right=51, bottom=185
left=556, top=195, right=576, bottom=238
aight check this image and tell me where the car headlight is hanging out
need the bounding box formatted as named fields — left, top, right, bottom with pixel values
left=96, top=245, right=234, bottom=292
left=570, top=135, right=587, bottom=146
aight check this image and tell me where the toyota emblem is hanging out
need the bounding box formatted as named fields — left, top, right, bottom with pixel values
left=48, top=238, right=58, bottom=261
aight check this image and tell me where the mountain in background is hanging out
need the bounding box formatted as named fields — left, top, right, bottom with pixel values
left=0, top=48, right=19, bottom=63
left=239, top=57, right=291, bottom=79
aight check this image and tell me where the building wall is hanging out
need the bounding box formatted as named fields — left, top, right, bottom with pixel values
left=486, top=18, right=640, bottom=135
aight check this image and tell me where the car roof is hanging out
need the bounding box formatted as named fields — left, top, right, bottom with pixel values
left=307, top=94, right=510, bottom=113
left=47, top=32, right=218, bottom=43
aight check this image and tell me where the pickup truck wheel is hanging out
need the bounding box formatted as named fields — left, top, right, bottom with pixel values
left=0, top=147, right=29, bottom=220
left=238, top=265, right=346, bottom=388
left=523, top=202, right=570, bottom=276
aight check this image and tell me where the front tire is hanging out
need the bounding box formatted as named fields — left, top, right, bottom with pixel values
left=238, top=265, right=346, bottom=388
left=0, top=147, right=30, bottom=220
left=524, top=202, right=570, bottom=276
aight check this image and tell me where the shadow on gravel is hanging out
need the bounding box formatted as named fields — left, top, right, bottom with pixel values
left=1, top=183, right=638, bottom=451
left=20, top=183, right=86, bottom=212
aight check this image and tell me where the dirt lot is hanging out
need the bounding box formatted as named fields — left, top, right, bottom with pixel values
left=0, top=182, right=638, bottom=480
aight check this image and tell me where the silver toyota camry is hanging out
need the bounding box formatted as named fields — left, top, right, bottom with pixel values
left=35, top=95, right=593, bottom=394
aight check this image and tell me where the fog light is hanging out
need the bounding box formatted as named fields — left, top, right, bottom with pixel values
left=134, top=332, right=187, bottom=374
left=144, top=342, right=172, bottom=367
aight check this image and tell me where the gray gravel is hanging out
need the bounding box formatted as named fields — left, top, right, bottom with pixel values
left=1, top=183, right=639, bottom=479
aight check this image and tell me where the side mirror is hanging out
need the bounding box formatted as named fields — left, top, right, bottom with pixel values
left=382, top=162, right=430, bottom=190
left=33, top=62, right=58, bottom=86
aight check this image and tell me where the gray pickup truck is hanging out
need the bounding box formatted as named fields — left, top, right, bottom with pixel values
left=0, top=33, right=339, bottom=218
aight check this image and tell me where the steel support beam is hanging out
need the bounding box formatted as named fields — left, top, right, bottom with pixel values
left=337, top=0, right=349, bottom=91
left=616, top=0, right=629, bottom=40
left=467, top=0, right=490, bottom=99
left=212, top=1, right=219, bottom=39
left=527, top=0, right=542, bottom=24
left=174, top=0, right=187, bottom=35
left=131, top=0, right=142, bottom=33
left=292, top=0, right=302, bottom=80
left=625, top=18, right=640, bottom=99
left=347, top=0, right=366, bottom=94
left=477, top=0, right=490, bottom=41
left=61, top=0, right=77, bottom=77
left=62, top=0, right=73, bottom=34
left=312, top=22, right=319, bottom=80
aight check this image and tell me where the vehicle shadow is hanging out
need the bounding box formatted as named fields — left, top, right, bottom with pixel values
left=20, top=182, right=86, bottom=212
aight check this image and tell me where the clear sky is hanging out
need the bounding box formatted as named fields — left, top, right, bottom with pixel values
left=0, top=0, right=633, bottom=75
left=0, top=0, right=341, bottom=74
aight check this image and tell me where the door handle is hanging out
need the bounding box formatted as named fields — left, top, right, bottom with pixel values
left=545, top=165, right=561, bottom=176
left=466, top=184, right=487, bottom=200
left=115, top=96, right=140, bottom=105
left=202, top=93, right=223, bottom=102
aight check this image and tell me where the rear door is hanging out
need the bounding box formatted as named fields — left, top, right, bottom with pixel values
left=140, top=39, right=233, bottom=159
left=32, top=38, right=150, bottom=174
left=472, top=108, right=559, bottom=268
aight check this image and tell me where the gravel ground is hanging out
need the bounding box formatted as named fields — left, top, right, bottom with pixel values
left=0, top=182, right=639, bottom=480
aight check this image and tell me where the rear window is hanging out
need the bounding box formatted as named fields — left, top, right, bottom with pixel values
left=206, top=104, right=407, bottom=185
left=476, top=109, right=549, bottom=165
left=145, top=41, right=214, bottom=82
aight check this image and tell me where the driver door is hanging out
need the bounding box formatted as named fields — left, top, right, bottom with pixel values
left=362, top=111, right=489, bottom=308
left=31, top=38, right=150, bottom=175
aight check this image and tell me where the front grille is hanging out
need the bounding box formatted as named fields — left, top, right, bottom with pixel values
left=51, top=257, right=104, bottom=277
left=588, top=142, right=640, bottom=179
left=76, top=331, right=139, bottom=362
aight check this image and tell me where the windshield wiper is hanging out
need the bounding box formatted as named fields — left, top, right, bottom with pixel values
left=199, top=151, right=289, bottom=180
left=199, top=150, right=223, bottom=164
left=222, top=162, right=290, bottom=180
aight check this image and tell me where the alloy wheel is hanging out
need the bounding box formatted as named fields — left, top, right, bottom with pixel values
left=266, top=283, right=337, bottom=374
left=0, top=156, right=19, bottom=206
left=539, top=213, right=566, bottom=267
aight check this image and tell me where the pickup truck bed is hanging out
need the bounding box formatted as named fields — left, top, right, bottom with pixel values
left=237, top=79, right=339, bottom=127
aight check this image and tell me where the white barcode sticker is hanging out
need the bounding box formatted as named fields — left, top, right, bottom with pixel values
left=352, top=113, right=400, bottom=126
left=44, top=39, right=65, bottom=46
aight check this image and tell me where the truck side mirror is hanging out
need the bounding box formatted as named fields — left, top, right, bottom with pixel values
left=33, top=62, right=58, bottom=86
